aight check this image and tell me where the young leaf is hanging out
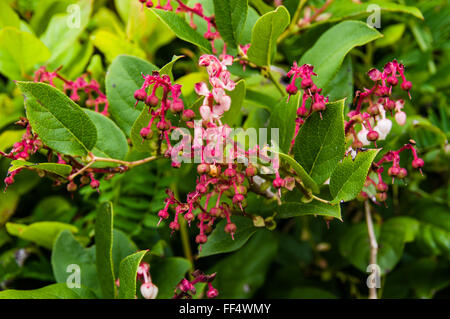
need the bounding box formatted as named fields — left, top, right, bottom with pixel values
left=84, top=109, right=129, bottom=163
left=106, top=55, right=158, bottom=135
left=0, top=283, right=96, bottom=299
left=269, top=93, right=299, bottom=153
left=247, top=6, right=290, bottom=66
left=52, top=230, right=102, bottom=297
left=199, top=215, right=258, bottom=258
left=16, top=82, right=97, bottom=156
left=294, top=100, right=346, bottom=185
left=6, top=221, right=78, bottom=250
left=299, top=21, right=382, bottom=88
left=8, top=160, right=72, bottom=178
left=118, top=250, right=147, bottom=299
left=212, top=0, right=248, bottom=48
left=329, top=149, right=380, bottom=203
left=151, top=9, right=212, bottom=52
left=160, top=55, right=184, bottom=81
left=0, top=27, right=51, bottom=80
left=95, top=202, right=116, bottom=299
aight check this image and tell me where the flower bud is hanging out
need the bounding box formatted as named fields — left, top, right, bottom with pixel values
left=412, top=158, right=424, bottom=169
left=90, top=179, right=100, bottom=189
left=245, top=164, right=257, bottom=177
left=184, top=211, right=195, bottom=222
left=312, top=101, right=326, bottom=112
left=195, top=234, right=207, bottom=244
left=196, top=183, right=207, bottom=194
left=387, top=76, right=398, bottom=86
left=169, top=221, right=180, bottom=231
left=401, top=81, right=412, bottom=91
left=197, top=163, right=210, bottom=174
left=182, top=109, right=196, bottom=121
left=388, top=166, right=400, bottom=177
left=67, top=181, right=78, bottom=192
left=367, top=105, right=380, bottom=116
left=301, top=78, right=313, bottom=89
left=368, top=68, right=382, bottom=81
left=367, top=130, right=379, bottom=141
left=273, top=177, right=285, bottom=188
left=140, top=127, right=152, bottom=139
left=145, top=94, right=159, bottom=107
left=235, top=185, right=247, bottom=195
left=286, top=83, right=298, bottom=95
left=397, top=168, right=408, bottom=179
left=156, top=120, right=171, bottom=131
left=206, top=287, right=218, bottom=298
left=297, top=107, right=308, bottom=117
left=210, top=207, right=222, bottom=217
left=170, top=99, right=184, bottom=113
left=134, top=88, right=147, bottom=101
left=224, top=167, right=236, bottom=178
left=376, top=192, right=387, bottom=202
left=140, top=282, right=158, bottom=299
left=158, top=209, right=169, bottom=219
left=232, top=193, right=245, bottom=204
left=356, top=191, right=368, bottom=202
left=224, top=222, right=236, bottom=234
left=376, top=182, right=388, bottom=192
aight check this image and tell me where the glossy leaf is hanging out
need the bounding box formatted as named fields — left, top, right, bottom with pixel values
left=0, top=283, right=96, bottom=299
left=17, top=82, right=97, bottom=156
left=6, top=222, right=78, bottom=250
left=151, top=9, right=211, bottom=52
left=294, top=100, right=346, bottom=185
left=0, top=27, right=51, bottom=80
left=95, top=202, right=116, bottom=299
left=106, top=55, right=158, bottom=135
left=84, top=109, right=129, bottom=162
left=247, top=6, right=290, bottom=66
left=329, top=149, right=379, bottom=203
left=299, top=21, right=382, bottom=88
left=8, top=160, right=72, bottom=178
left=213, top=0, right=248, bottom=47
left=151, top=257, right=191, bottom=299
left=199, top=215, right=258, bottom=258
left=118, top=250, right=147, bottom=299
left=222, top=79, right=246, bottom=127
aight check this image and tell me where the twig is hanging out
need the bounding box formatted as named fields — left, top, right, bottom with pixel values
left=364, top=200, right=378, bottom=299
left=277, top=0, right=308, bottom=44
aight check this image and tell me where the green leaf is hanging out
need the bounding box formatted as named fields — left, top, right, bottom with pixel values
left=269, top=93, right=299, bottom=153
left=95, top=202, right=116, bottom=299
left=0, top=283, right=96, bottom=299
left=159, top=55, right=184, bottom=81
left=0, top=2, right=21, bottom=29
left=299, top=21, right=382, bottom=88
left=247, top=6, right=290, bottom=66
left=40, top=0, right=92, bottom=63
left=130, top=107, right=153, bottom=153
left=276, top=151, right=320, bottom=194
left=323, top=56, right=353, bottom=109
left=199, top=215, right=258, bottom=258
left=6, top=221, right=78, bottom=250
left=212, top=231, right=278, bottom=298
left=91, top=29, right=146, bottom=63
left=294, top=100, right=345, bottom=185
left=375, top=23, right=406, bottom=48
left=84, top=109, right=129, bottom=162
left=112, top=229, right=137, bottom=278
left=326, top=0, right=424, bottom=23
left=151, top=257, right=191, bottom=299
left=222, top=79, right=246, bottom=127
left=0, top=130, right=25, bottom=152
left=8, top=160, right=72, bottom=178
left=339, top=217, right=419, bottom=275
left=16, top=81, right=97, bottom=156
left=52, top=230, right=102, bottom=297
left=0, top=27, right=51, bottom=80
left=277, top=188, right=341, bottom=220
left=213, top=0, right=248, bottom=47
left=118, top=250, right=148, bottom=299
left=106, top=55, right=158, bottom=135
left=329, top=149, right=379, bottom=203
left=151, top=9, right=211, bottom=52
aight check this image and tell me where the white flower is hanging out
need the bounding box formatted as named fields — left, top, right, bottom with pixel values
left=357, top=128, right=370, bottom=145
left=140, top=282, right=158, bottom=299
left=374, top=118, right=392, bottom=140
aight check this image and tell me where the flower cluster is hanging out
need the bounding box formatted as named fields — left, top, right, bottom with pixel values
left=34, top=66, right=109, bottom=116
left=136, top=262, right=159, bottom=299
left=141, top=0, right=221, bottom=53
left=0, top=120, right=42, bottom=189
left=173, top=270, right=218, bottom=299
left=360, top=142, right=424, bottom=203
left=345, top=60, right=412, bottom=148
left=285, top=62, right=328, bottom=151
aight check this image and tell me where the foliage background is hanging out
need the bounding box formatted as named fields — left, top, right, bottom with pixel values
left=0, top=0, right=448, bottom=299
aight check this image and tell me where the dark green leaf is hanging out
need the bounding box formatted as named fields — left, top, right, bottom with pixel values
left=17, top=81, right=97, bottom=156
left=8, top=160, right=72, bottom=178
left=213, top=0, right=248, bottom=47
left=118, top=250, right=148, bottom=299
left=0, top=283, right=96, bottom=299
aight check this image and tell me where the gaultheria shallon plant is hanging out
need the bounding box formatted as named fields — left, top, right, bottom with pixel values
left=0, top=0, right=428, bottom=300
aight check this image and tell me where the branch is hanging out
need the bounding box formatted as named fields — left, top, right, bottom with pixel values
left=364, top=200, right=378, bottom=299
